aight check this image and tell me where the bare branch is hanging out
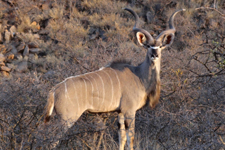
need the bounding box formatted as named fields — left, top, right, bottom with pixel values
left=195, top=7, right=225, bottom=19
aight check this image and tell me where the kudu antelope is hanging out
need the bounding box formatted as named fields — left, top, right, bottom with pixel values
left=44, top=8, right=185, bottom=149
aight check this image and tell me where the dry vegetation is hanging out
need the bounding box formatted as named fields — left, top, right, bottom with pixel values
left=0, top=0, right=225, bottom=149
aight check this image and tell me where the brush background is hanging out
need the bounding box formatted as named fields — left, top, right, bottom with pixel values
left=0, top=0, right=225, bottom=149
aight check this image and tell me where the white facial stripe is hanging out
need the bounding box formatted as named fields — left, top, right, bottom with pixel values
left=150, top=46, right=160, bottom=49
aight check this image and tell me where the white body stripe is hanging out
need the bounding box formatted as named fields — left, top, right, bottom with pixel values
left=110, top=68, right=121, bottom=91
left=83, top=77, right=94, bottom=107
left=71, top=78, right=80, bottom=113
left=110, top=68, right=121, bottom=106
left=64, top=82, right=75, bottom=107
left=88, top=75, right=99, bottom=107
left=52, top=67, right=120, bottom=112
left=110, top=68, right=120, bottom=90
left=95, top=72, right=105, bottom=110
left=102, top=70, right=114, bottom=109
left=53, top=69, right=103, bottom=113
left=81, top=78, right=88, bottom=107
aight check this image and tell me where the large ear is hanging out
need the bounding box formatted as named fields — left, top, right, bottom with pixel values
left=124, top=8, right=155, bottom=46
left=159, top=33, right=175, bottom=49
left=136, top=32, right=147, bottom=46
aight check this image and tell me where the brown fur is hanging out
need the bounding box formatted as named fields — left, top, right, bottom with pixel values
left=44, top=116, right=51, bottom=123
left=149, top=82, right=160, bottom=108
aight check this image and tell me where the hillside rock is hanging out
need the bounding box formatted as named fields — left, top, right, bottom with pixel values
left=17, top=43, right=25, bottom=52
left=0, top=53, right=5, bottom=62
left=30, top=48, right=40, bottom=53
left=1, top=71, right=9, bottom=77
left=11, top=45, right=17, bottom=55
left=1, top=66, right=11, bottom=72
left=15, top=61, right=28, bottom=73
left=9, top=25, right=17, bottom=37
left=0, top=45, right=7, bottom=54
left=0, top=24, right=2, bottom=42
left=23, top=45, right=29, bottom=56
left=15, top=53, right=23, bottom=60
left=4, top=30, right=11, bottom=43
left=28, top=42, right=38, bottom=48
left=5, top=52, right=14, bottom=62
left=0, top=61, right=5, bottom=66
left=0, top=33, right=2, bottom=43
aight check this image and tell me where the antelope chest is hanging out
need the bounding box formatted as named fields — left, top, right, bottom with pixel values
left=137, top=93, right=148, bottom=110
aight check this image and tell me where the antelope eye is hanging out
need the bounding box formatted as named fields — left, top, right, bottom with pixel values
left=144, top=44, right=150, bottom=48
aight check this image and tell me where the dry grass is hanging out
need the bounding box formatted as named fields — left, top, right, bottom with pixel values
left=0, top=0, right=225, bottom=149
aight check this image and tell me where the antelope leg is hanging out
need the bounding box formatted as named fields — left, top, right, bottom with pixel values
left=125, top=114, right=135, bottom=150
left=49, top=118, right=76, bottom=149
left=118, top=113, right=126, bottom=150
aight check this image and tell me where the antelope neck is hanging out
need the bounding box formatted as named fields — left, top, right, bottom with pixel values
left=134, top=54, right=160, bottom=93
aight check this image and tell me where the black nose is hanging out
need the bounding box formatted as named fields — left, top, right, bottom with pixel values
left=151, top=50, right=158, bottom=58
left=151, top=54, right=158, bottom=59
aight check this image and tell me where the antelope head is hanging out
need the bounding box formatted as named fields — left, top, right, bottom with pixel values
left=124, top=8, right=186, bottom=62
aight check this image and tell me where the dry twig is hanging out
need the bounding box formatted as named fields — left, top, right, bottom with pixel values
left=195, top=7, right=225, bottom=19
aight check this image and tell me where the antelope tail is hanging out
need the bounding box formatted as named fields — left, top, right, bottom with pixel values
left=44, top=91, right=54, bottom=123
